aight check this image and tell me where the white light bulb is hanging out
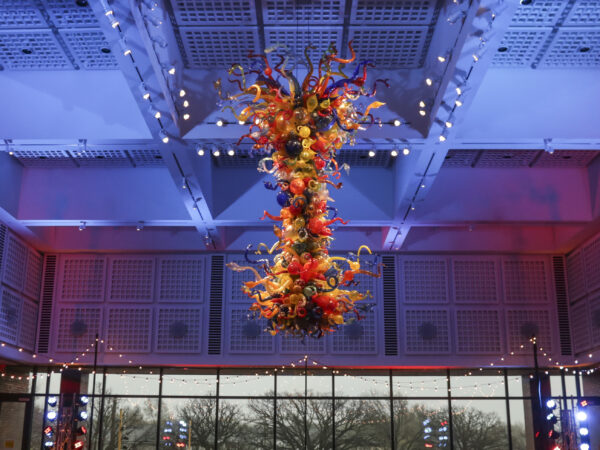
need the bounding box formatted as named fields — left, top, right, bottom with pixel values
left=391, top=150, right=398, bottom=157
left=168, top=66, right=176, bottom=75
left=216, top=120, right=224, bottom=127
left=183, top=113, right=190, bottom=120
left=437, top=55, right=446, bottom=62
left=455, top=99, right=463, bottom=107
left=179, top=89, right=186, bottom=97
left=419, top=110, right=426, bottom=116
left=183, top=100, right=190, bottom=108
left=445, top=121, right=453, bottom=128
left=456, top=87, right=462, bottom=95
left=238, top=120, right=245, bottom=125
left=213, top=150, right=220, bottom=157
left=403, top=148, right=410, bottom=155
left=577, top=411, right=587, bottom=421
left=368, top=150, right=375, bottom=158
left=419, top=100, right=426, bottom=108
left=580, top=427, right=589, bottom=436
left=159, top=130, right=169, bottom=143
left=197, top=148, right=205, bottom=156
left=153, top=110, right=161, bottom=119
left=439, top=135, right=446, bottom=142
left=227, top=149, right=235, bottom=156
left=393, top=119, right=401, bottom=127
left=425, top=78, right=433, bottom=86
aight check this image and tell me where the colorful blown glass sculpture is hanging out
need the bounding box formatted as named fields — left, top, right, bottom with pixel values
left=217, top=42, right=386, bottom=337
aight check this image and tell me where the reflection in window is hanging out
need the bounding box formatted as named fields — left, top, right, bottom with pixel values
left=218, top=399, right=273, bottom=449
left=104, top=370, right=160, bottom=396
left=394, top=399, right=449, bottom=448
left=393, top=371, right=447, bottom=397
left=452, top=400, right=509, bottom=450
left=335, top=370, right=389, bottom=397
left=334, top=399, right=392, bottom=448
left=219, top=371, right=274, bottom=397
left=161, top=398, right=215, bottom=449
left=509, top=399, right=534, bottom=450
left=99, top=397, right=158, bottom=449
left=162, top=369, right=217, bottom=396
left=276, top=399, right=333, bottom=449
left=450, top=371, right=505, bottom=397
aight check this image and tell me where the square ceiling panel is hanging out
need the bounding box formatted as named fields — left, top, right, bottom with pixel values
left=539, top=28, right=600, bottom=68
left=442, top=150, right=478, bottom=168
left=533, top=150, right=600, bottom=168
left=564, top=0, right=600, bottom=26
left=71, top=149, right=131, bottom=167
left=0, top=0, right=46, bottom=29
left=12, top=148, right=76, bottom=167
left=60, top=28, right=118, bottom=69
left=42, top=0, right=99, bottom=28
left=171, top=0, right=257, bottom=25
left=262, top=0, right=344, bottom=25
left=264, top=26, right=343, bottom=60
left=348, top=26, right=429, bottom=68
left=180, top=26, right=259, bottom=68
left=492, top=28, right=551, bottom=68
left=0, top=30, right=72, bottom=70
left=510, top=0, right=569, bottom=27
left=350, top=0, right=437, bottom=25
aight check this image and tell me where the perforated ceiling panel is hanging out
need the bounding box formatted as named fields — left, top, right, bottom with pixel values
left=442, top=150, right=477, bottom=168
left=510, top=0, right=568, bottom=26
left=476, top=150, right=539, bottom=168
left=106, top=307, right=152, bottom=352
left=348, top=26, right=429, bottom=68
left=158, top=256, right=205, bottom=302
left=60, top=256, right=106, bottom=301
left=156, top=307, right=202, bottom=353
left=0, top=30, right=71, bottom=70
left=503, top=259, right=549, bottom=304
left=42, top=0, right=99, bottom=28
left=71, top=149, right=130, bottom=167
left=108, top=257, right=154, bottom=302
left=60, top=28, right=117, bottom=69
left=452, top=259, right=498, bottom=303
left=12, top=149, right=75, bottom=167
left=19, top=299, right=38, bottom=351
left=263, top=0, right=344, bottom=24
left=2, top=235, right=27, bottom=292
left=455, top=310, right=502, bottom=354
left=229, top=308, right=274, bottom=353
left=564, top=1, right=600, bottom=26
left=534, top=150, right=600, bottom=168
left=180, top=26, right=259, bottom=68
left=24, top=249, right=43, bottom=301
left=171, top=0, right=257, bottom=25
left=351, top=0, right=437, bottom=25
left=263, top=26, right=343, bottom=59
left=56, top=307, right=102, bottom=351
left=129, top=149, right=165, bottom=167
left=506, top=309, right=553, bottom=354
left=331, top=311, right=377, bottom=354
left=492, top=29, right=551, bottom=67
left=0, top=287, right=21, bottom=345
left=539, top=29, right=600, bottom=68
left=0, top=1, right=45, bottom=28
left=402, top=258, right=448, bottom=303
left=404, top=309, right=450, bottom=354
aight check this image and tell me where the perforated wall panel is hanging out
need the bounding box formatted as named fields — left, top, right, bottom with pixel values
left=492, top=29, right=551, bottom=67
left=229, top=308, right=274, bottom=353
left=180, top=26, right=259, bottom=69
left=506, top=309, right=553, bottom=354
left=227, top=256, right=273, bottom=304
left=569, top=299, right=590, bottom=354
left=158, top=256, right=205, bottom=302
left=0, top=287, right=21, bottom=345
left=351, top=0, right=436, bottom=25
left=503, top=259, right=549, bottom=304
left=510, top=0, right=568, bottom=26
left=42, top=0, right=99, bottom=28
left=263, top=0, right=343, bottom=24
left=348, top=26, right=429, bottom=68
left=452, top=259, right=498, bottom=303
left=156, top=307, right=202, bottom=353
left=60, top=256, right=106, bottom=301
left=108, top=257, right=154, bottom=302
left=24, top=249, right=43, bottom=301
left=404, top=309, right=450, bottom=354
left=280, top=335, right=326, bottom=354
left=19, top=299, right=38, bottom=351
left=589, top=293, right=600, bottom=348
left=583, top=237, right=600, bottom=292
left=263, top=26, right=343, bottom=59
left=0, top=30, right=71, bottom=70
left=2, top=235, right=27, bottom=291
left=455, top=310, right=502, bottom=354
left=171, top=0, right=257, bottom=25
left=566, top=250, right=586, bottom=302
left=106, top=307, right=152, bottom=353
left=55, top=307, right=102, bottom=352
left=539, top=29, right=600, bottom=68
left=0, top=1, right=45, bottom=28
left=401, top=258, right=448, bottom=303
left=331, top=311, right=377, bottom=354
